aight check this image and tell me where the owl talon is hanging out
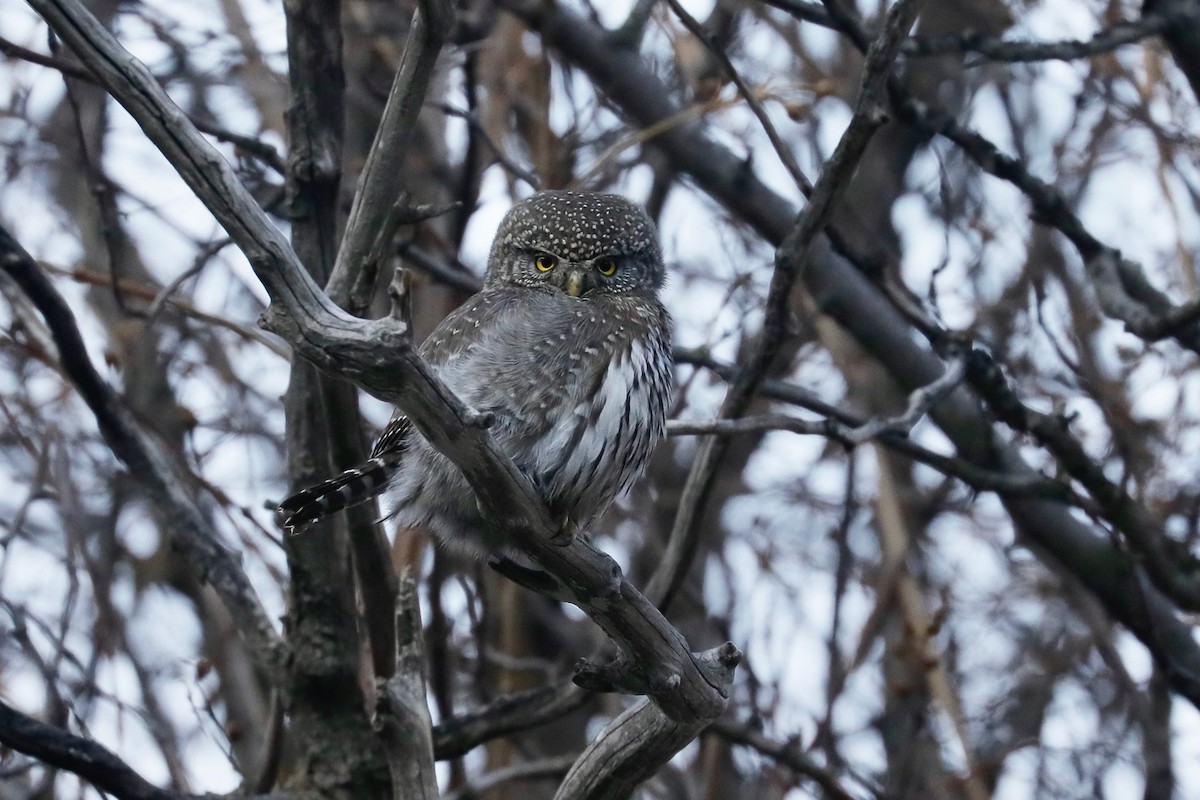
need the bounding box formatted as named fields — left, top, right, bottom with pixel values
left=465, top=408, right=495, bottom=428
left=551, top=516, right=578, bottom=547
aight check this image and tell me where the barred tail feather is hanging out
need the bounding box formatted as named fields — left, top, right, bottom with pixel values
left=278, top=456, right=398, bottom=531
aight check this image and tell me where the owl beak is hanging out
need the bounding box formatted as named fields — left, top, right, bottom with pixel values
left=565, top=270, right=588, bottom=298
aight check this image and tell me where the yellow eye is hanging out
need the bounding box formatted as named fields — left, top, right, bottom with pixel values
left=535, top=254, right=557, bottom=272
left=597, top=257, right=618, bottom=277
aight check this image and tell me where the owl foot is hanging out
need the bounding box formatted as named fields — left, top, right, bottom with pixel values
left=550, top=515, right=578, bottom=547
left=464, top=407, right=495, bottom=428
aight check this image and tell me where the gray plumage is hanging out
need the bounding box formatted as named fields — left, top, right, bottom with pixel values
left=279, top=191, right=674, bottom=557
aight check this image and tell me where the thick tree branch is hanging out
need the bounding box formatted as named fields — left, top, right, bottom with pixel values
left=277, top=0, right=395, bottom=792
left=553, top=644, right=741, bottom=800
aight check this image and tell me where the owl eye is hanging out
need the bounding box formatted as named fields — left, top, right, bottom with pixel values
left=534, top=254, right=557, bottom=272
left=596, top=257, right=618, bottom=277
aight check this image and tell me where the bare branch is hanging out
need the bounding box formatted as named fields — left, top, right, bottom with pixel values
left=963, top=348, right=1200, bottom=612
left=439, top=103, right=542, bottom=191
left=646, top=0, right=924, bottom=614
left=903, top=8, right=1197, bottom=63
left=838, top=356, right=965, bottom=446
left=0, top=698, right=311, bottom=800
left=373, top=574, right=439, bottom=800
left=38, top=262, right=290, bottom=356
left=326, top=0, right=456, bottom=301
left=553, top=644, right=741, bottom=800
left=0, top=228, right=286, bottom=680
left=432, top=682, right=590, bottom=761
left=710, top=719, right=865, bottom=800
left=1, top=34, right=286, bottom=173
left=761, top=1, right=1199, bottom=66
left=664, top=0, right=811, bottom=194
left=910, top=110, right=1200, bottom=352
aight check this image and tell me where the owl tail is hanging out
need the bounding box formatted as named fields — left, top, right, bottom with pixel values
left=277, top=454, right=399, bottom=531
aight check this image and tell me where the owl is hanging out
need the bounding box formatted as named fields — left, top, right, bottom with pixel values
left=279, top=191, right=674, bottom=557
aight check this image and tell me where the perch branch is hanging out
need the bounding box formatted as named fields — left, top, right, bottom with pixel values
left=553, top=644, right=741, bottom=800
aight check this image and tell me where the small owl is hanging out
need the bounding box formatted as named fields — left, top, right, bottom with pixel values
left=279, top=191, right=674, bottom=557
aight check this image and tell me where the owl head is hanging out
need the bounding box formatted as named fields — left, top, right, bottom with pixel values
left=484, top=191, right=665, bottom=297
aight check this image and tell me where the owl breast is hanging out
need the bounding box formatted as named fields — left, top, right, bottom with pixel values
left=535, top=321, right=673, bottom=529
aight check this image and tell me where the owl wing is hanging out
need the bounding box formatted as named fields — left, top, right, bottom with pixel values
left=371, top=290, right=530, bottom=459
left=282, top=290, right=547, bottom=530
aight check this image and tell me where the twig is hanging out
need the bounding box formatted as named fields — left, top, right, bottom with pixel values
left=0, top=698, right=310, bottom=800
left=646, top=0, right=923, bottom=614
left=439, top=103, right=542, bottom=190
left=144, top=237, right=232, bottom=323
left=666, top=413, right=1075, bottom=500
left=903, top=9, right=1195, bottom=63
left=665, top=0, right=812, bottom=194
left=838, top=356, right=965, bottom=445
left=573, top=96, right=731, bottom=187
left=761, top=1, right=1197, bottom=66
left=1, top=35, right=285, bottom=174
left=710, top=719, right=865, bottom=800
left=39, top=263, right=289, bottom=357
left=0, top=228, right=286, bottom=680
left=443, top=755, right=576, bottom=800
left=397, top=242, right=484, bottom=294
